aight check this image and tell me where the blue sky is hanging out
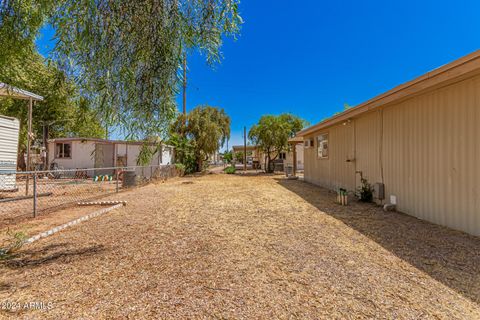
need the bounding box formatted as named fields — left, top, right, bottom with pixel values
left=37, top=0, right=480, bottom=150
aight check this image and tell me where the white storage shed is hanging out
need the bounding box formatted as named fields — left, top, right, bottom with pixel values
left=0, top=116, right=20, bottom=191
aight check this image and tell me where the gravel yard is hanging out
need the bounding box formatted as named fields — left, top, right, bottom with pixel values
left=0, top=173, right=479, bottom=319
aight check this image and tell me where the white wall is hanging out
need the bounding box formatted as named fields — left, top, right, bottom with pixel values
left=126, top=145, right=141, bottom=167
left=0, top=116, right=19, bottom=190
left=161, top=146, right=173, bottom=165
left=286, top=144, right=304, bottom=170
left=296, top=144, right=304, bottom=170
left=49, top=141, right=173, bottom=169
left=48, top=141, right=96, bottom=170
left=125, top=144, right=171, bottom=166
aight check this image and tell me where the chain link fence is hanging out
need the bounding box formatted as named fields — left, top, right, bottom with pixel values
left=0, top=165, right=179, bottom=224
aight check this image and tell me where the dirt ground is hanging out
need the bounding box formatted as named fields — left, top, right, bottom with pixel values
left=0, top=173, right=479, bottom=319
left=0, top=178, right=117, bottom=226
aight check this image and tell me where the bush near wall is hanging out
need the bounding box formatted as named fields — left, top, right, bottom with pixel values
left=224, top=166, right=236, bottom=174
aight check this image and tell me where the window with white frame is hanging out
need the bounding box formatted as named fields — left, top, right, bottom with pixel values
left=55, top=143, right=72, bottom=158
left=317, top=134, right=328, bottom=159
left=278, top=152, right=286, bottom=160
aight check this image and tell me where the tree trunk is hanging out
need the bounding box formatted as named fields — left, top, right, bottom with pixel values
left=265, top=155, right=274, bottom=173
left=196, top=152, right=204, bottom=172
left=17, top=149, right=26, bottom=171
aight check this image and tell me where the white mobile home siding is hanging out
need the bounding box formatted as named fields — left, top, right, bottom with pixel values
left=0, top=116, right=20, bottom=191
left=48, top=140, right=96, bottom=169
left=304, top=74, right=480, bottom=236
left=49, top=140, right=173, bottom=170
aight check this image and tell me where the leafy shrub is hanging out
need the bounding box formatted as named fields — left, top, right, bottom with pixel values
left=175, top=163, right=186, bottom=176
left=356, top=177, right=374, bottom=202
left=169, top=134, right=197, bottom=174
left=223, top=151, right=233, bottom=164
left=234, top=151, right=244, bottom=163
left=224, top=166, right=236, bottom=174
left=0, top=230, right=27, bottom=260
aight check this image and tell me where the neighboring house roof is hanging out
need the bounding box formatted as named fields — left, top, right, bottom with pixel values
left=0, top=82, right=44, bottom=101
left=288, top=136, right=303, bottom=143
left=297, top=50, right=480, bottom=137
left=48, top=137, right=174, bottom=148
left=232, top=145, right=258, bottom=152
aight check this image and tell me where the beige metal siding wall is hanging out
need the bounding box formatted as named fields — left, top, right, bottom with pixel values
left=304, top=123, right=355, bottom=191
left=354, top=111, right=382, bottom=188
left=304, top=74, right=480, bottom=236
left=382, top=75, right=480, bottom=236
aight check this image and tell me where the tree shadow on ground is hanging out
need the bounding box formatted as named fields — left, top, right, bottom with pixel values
left=1, top=243, right=105, bottom=269
left=234, top=171, right=284, bottom=177
left=276, top=178, right=480, bottom=305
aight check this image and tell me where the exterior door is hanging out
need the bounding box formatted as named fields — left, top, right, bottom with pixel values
left=94, top=143, right=114, bottom=176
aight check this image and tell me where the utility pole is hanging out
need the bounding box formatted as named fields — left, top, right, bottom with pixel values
left=225, top=139, right=229, bottom=169
left=243, top=126, right=247, bottom=172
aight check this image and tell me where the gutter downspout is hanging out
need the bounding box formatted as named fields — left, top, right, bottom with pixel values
left=353, top=119, right=357, bottom=192
left=379, top=109, right=385, bottom=185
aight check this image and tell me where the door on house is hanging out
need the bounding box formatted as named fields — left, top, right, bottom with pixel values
left=94, top=143, right=115, bottom=176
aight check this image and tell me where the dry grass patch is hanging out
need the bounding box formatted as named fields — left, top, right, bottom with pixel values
left=0, top=174, right=478, bottom=319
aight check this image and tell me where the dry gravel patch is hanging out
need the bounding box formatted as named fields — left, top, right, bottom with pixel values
left=0, top=174, right=479, bottom=319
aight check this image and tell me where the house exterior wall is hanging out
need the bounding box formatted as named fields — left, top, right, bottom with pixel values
left=304, top=123, right=356, bottom=191
left=49, top=141, right=172, bottom=169
left=253, top=148, right=300, bottom=171
left=286, top=144, right=305, bottom=170
left=126, top=145, right=141, bottom=167
left=162, top=146, right=173, bottom=165
left=48, top=140, right=96, bottom=169
left=123, top=145, right=166, bottom=166
left=304, top=74, right=480, bottom=236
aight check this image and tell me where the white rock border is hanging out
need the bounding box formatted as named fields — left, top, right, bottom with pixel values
left=24, top=203, right=124, bottom=245
left=77, top=201, right=128, bottom=206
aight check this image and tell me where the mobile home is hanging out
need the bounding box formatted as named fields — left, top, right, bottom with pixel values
left=296, top=50, right=480, bottom=236
left=0, top=116, right=20, bottom=191
left=47, top=138, right=174, bottom=176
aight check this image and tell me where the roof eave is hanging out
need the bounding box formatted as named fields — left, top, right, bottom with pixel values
left=298, top=49, right=480, bottom=137
left=0, top=83, right=44, bottom=101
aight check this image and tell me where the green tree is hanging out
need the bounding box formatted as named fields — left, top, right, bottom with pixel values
left=0, top=51, right=105, bottom=169
left=168, top=132, right=197, bottom=174
left=223, top=151, right=233, bottom=164
left=186, top=106, right=231, bottom=171
left=1, top=0, right=242, bottom=138
left=170, top=106, right=230, bottom=172
left=248, top=114, right=307, bottom=173
left=234, top=151, right=244, bottom=163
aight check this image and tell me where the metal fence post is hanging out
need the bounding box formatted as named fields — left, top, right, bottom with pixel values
left=116, top=170, right=119, bottom=193
left=33, top=172, right=37, bottom=218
